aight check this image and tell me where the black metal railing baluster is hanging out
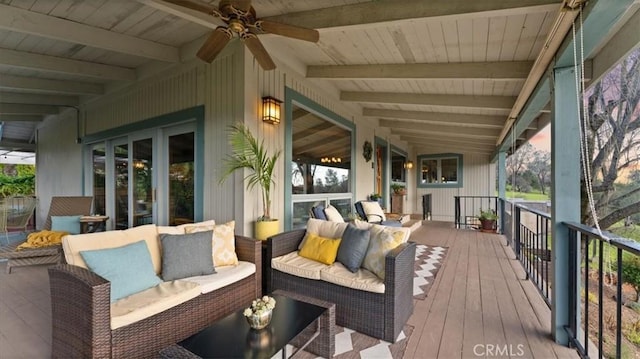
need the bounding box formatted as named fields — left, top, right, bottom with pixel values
left=617, top=248, right=623, bottom=359
left=598, top=240, right=604, bottom=357
left=584, top=233, right=589, bottom=357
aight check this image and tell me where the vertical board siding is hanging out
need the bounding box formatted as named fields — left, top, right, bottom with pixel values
left=207, top=52, right=244, bottom=226
left=416, top=154, right=495, bottom=221
left=35, top=110, right=84, bottom=228
left=83, top=66, right=201, bottom=134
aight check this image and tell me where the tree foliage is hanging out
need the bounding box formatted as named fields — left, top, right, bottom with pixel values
left=582, top=49, right=640, bottom=229
left=0, top=164, right=35, bottom=197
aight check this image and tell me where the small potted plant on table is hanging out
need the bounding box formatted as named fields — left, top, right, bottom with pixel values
left=478, top=208, right=498, bottom=232
left=390, top=183, right=406, bottom=195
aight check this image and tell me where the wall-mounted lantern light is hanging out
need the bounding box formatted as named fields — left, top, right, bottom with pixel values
left=262, top=96, right=282, bottom=124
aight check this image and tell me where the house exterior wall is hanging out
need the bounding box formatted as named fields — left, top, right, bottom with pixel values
left=35, top=110, right=84, bottom=228
left=34, top=42, right=493, bottom=233
left=415, top=153, right=496, bottom=222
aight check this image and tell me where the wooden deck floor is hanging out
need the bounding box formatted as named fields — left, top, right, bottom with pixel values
left=0, top=221, right=578, bottom=358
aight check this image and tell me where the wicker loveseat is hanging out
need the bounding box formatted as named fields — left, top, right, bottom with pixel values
left=265, top=221, right=415, bottom=342
left=48, top=222, right=261, bottom=359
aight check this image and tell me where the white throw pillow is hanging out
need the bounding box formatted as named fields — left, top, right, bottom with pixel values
left=360, top=201, right=386, bottom=222
left=323, top=205, right=345, bottom=223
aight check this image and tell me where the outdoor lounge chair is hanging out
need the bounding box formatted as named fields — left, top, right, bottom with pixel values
left=0, top=196, right=37, bottom=245
left=354, top=200, right=403, bottom=227
left=0, top=196, right=93, bottom=273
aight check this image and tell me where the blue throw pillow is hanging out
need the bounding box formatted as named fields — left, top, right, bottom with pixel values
left=51, top=215, right=82, bottom=234
left=337, top=224, right=371, bottom=273
left=160, top=231, right=215, bottom=281
left=80, top=240, right=163, bottom=303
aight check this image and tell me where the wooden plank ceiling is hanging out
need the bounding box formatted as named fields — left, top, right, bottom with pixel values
left=0, top=0, right=568, bottom=155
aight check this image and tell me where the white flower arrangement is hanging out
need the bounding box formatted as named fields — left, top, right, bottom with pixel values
left=243, top=296, right=276, bottom=317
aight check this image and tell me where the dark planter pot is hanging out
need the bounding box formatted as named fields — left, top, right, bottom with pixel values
left=479, top=219, right=496, bottom=232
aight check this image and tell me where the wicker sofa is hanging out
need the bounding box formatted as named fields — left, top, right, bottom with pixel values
left=48, top=222, right=261, bottom=359
left=265, top=223, right=415, bottom=342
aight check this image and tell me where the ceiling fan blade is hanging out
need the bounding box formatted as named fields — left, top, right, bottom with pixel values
left=163, top=0, right=218, bottom=15
left=257, top=20, right=319, bottom=43
left=242, top=33, right=276, bottom=71
left=197, top=27, right=233, bottom=63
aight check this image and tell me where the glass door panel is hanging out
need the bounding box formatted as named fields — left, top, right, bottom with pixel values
left=92, top=143, right=106, bottom=216
left=114, top=143, right=129, bottom=229
left=133, top=138, right=153, bottom=226
left=168, top=132, right=195, bottom=225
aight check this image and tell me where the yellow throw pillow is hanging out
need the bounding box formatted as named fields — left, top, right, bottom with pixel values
left=299, top=233, right=342, bottom=265
left=185, top=221, right=238, bottom=267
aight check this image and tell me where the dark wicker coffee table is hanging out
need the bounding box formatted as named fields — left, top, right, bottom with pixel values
left=159, top=290, right=335, bottom=358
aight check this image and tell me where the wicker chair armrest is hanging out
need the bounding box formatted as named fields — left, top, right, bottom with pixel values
left=48, top=264, right=112, bottom=358
left=384, top=241, right=417, bottom=287
left=267, top=229, right=306, bottom=258
left=234, top=235, right=262, bottom=298
left=235, top=235, right=261, bottom=264
left=383, top=241, right=416, bottom=341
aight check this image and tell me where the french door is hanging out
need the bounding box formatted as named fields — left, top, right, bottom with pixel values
left=87, top=122, right=197, bottom=229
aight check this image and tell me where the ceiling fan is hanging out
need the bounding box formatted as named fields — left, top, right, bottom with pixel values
left=166, top=0, right=320, bottom=70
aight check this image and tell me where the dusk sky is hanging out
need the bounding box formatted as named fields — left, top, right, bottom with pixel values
left=529, top=124, right=550, bottom=151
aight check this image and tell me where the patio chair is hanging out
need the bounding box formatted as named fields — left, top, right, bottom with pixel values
left=354, top=200, right=402, bottom=227
left=0, top=196, right=93, bottom=274
left=0, top=196, right=37, bottom=245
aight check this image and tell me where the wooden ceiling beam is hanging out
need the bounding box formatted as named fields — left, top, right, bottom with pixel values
left=413, top=144, right=494, bottom=155
left=0, top=4, right=179, bottom=63
left=380, top=119, right=500, bottom=139
left=0, top=74, right=104, bottom=95
left=0, top=104, right=59, bottom=115
left=0, top=114, right=43, bottom=122
left=364, top=108, right=505, bottom=128
left=394, top=132, right=497, bottom=146
left=0, top=92, right=79, bottom=107
left=262, top=0, right=560, bottom=30
left=0, top=48, right=136, bottom=81
left=343, top=92, right=516, bottom=110
left=400, top=136, right=495, bottom=150
left=307, top=61, right=532, bottom=80
left=294, top=136, right=350, bottom=155
left=0, top=140, right=36, bottom=152
left=293, top=122, right=336, bottom=141
left=137, top=0, right=224, bottom=30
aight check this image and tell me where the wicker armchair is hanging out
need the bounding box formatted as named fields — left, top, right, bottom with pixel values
left=265, top=229, right=415, bottom=342
left=49, top=235, right=261, bottom=359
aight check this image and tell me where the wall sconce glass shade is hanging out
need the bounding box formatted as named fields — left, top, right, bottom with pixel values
left=404, top=161, right=414, bottom=169
left=262, top=96, right=282, bottom=124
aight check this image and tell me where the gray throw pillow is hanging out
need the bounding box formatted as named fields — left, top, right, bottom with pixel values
left=160, top=231, right=215, bottom=281
left=337, top=225, right=371, bottom=273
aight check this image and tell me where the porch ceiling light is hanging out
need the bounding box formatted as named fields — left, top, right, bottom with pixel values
left=262, top=96, right=282, bottom=125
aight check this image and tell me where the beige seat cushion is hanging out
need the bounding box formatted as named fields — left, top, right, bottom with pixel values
left=110, top=280, right=201, bottom=330
left=182, top=261, right=255, bottom=294
left=320, top=262, right=385, bottom=293
left=271, top=252, right=327, bottom=280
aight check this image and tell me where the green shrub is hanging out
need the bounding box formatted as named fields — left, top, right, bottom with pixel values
left=621, top=255, right=640, bottom=301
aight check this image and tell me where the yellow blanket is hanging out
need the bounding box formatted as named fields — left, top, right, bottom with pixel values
left=17, top=230, right=69, bottom=250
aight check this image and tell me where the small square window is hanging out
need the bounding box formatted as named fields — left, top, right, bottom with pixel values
left=417, top=154, right=463, bottom=188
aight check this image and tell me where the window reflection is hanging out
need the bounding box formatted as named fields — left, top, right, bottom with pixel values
left=291, top=105, right=351, bottom=194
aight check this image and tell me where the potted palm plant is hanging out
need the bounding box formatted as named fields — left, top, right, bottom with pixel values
left=478, top=208, right=498, bottom=232
left=220, top=123, right=281, bottom=240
